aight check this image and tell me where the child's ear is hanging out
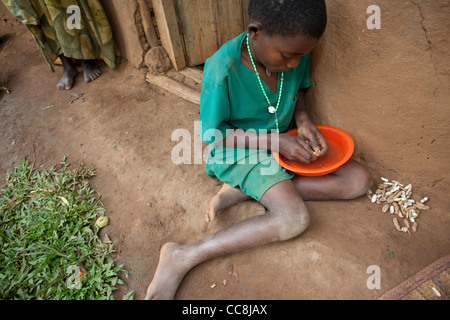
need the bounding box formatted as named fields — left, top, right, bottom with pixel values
left=247, top=22, right=263, bottom=39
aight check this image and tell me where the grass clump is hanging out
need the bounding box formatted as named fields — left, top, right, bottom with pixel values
left=0, top=157, right=132, bottom=300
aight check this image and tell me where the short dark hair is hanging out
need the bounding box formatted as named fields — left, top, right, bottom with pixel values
left=248, top=0, right=327, bottom=39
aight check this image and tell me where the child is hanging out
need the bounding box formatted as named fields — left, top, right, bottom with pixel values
left=145, top=0, right=372, bottom=300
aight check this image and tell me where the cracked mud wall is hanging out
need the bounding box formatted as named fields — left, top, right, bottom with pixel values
left=308, top=0, right=450, bottom=195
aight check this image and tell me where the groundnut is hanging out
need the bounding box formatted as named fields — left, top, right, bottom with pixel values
left=393, top=202, right=400, bottom=214
left=393, top=218, right=402, bottom=231
left=370, top=177, right=428, bottom=235
left=404, top=219, right=410, bottom=229
left=415, top=203, right=430, bottom=210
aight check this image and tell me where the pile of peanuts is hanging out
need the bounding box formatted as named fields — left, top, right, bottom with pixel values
left=367, top=177, right=430, bottom=234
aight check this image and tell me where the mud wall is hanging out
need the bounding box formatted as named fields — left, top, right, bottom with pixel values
left=308, top=0, right=450, bottom=195
left=100, top=0, right=144, bottom=68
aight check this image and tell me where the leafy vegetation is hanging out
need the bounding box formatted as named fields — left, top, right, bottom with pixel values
left=0, top=158, right=133, bottom=300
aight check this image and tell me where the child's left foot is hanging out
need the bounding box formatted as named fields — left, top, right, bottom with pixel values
left=206, top=184, right=251, bottom=222
left=145, top=242, right=192, bottom=300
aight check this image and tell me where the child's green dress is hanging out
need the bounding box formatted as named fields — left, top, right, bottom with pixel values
left=200, top=32, right=311, bottom=201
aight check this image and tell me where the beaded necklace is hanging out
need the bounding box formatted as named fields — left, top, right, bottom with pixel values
left=246, top=34, right=284, bottom=133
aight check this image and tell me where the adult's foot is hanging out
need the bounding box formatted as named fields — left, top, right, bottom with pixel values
left=57, top=58, right=79, bottom=90
left=81, top=60, right=101, bottom=83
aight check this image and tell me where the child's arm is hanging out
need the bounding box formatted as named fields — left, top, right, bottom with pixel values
left=218, top=126, right=317, bottom=164
left=200, top=74, right=322, bottom=163
left=294, top=89, right=329, bottom=158
left=214, top=89, right=326, bottom=164
left=212, top=89, right=327, bottom=164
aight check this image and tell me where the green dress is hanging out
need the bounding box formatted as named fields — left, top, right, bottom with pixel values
left=199, top=32, right=311, bottom=201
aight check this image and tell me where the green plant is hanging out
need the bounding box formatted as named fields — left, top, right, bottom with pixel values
left=0, top=157, right=133, bottom=300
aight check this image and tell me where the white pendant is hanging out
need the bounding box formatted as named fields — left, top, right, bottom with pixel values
left=268, top=106, right=276, bottom=114
left=266, top=68, right=272, bottom=77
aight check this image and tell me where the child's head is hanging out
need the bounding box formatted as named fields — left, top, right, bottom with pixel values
left=246, top=0, right=327, bottom=73
left=248, top=0, right=327, bottom=39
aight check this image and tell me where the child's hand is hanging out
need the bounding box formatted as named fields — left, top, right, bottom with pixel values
left=278, top=133, right=317, bottom=164
left=278, top=124, right=329, bottom=164
left=297, top=123, right=329, bottom=158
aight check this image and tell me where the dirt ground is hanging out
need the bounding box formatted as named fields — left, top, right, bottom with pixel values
left=1, top=20, right=449, bottom=301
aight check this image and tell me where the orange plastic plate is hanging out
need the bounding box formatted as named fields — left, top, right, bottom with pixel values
left=273, top=125, right=355, bottom=176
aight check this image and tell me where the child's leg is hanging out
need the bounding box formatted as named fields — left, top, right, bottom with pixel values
left=292, top=159, right=373, bottom=200
left=145, top=179, right=309, bottom=300
left=206, top=159, right=372, bottom=219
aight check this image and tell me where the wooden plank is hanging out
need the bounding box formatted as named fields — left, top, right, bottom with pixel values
left=137, top=0, right=160, bottom=48
left=242, top=0, right=250, bottom=27
left=146, top=74, right=201, bottom=105
left=174, top=0, right=201, bottom=66
left=179, top=67, right=203, bottom=85
left=176, top=0, right=217, bottom=66
left=216, top=0, right=245, bottom=47
left=195, top=0, right=218, bottom=62
left=151, top=0, right=186, bottom=70
left=164, top=0, right=250, bottom=67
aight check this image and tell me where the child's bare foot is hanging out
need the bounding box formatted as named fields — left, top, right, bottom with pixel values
left=145, top=243, right=193, bottom=300
left=206, top=184, right=251, bottom=222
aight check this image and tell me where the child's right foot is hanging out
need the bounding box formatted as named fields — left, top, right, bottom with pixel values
left=206, top=184, right=251, bottom=222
